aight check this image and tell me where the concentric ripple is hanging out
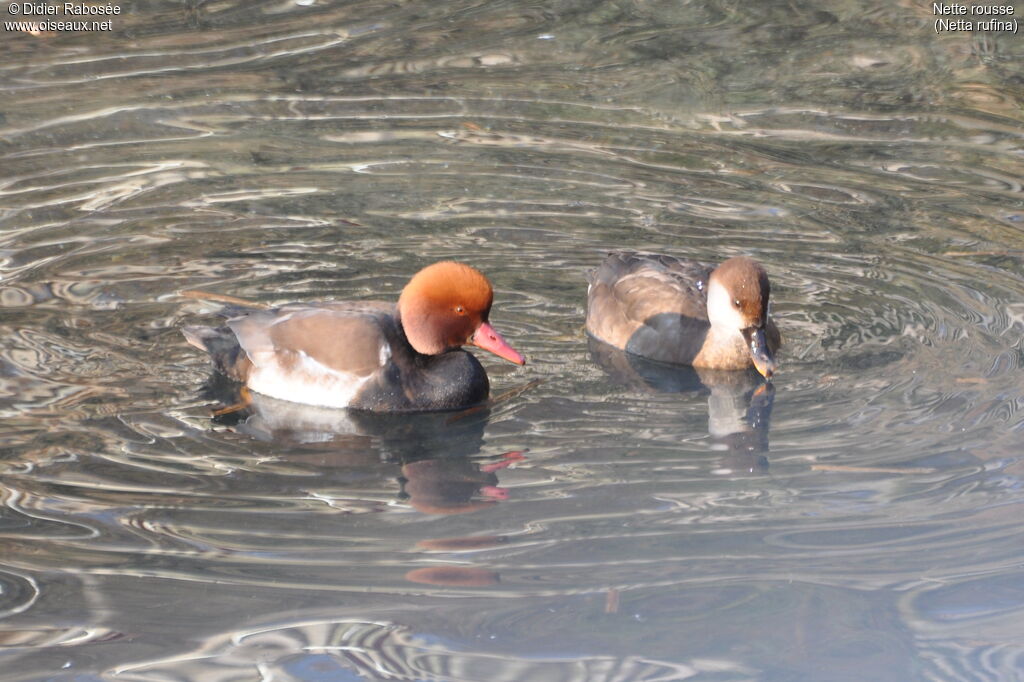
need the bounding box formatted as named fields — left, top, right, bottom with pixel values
left=1, top=0, right=1023, bottom=680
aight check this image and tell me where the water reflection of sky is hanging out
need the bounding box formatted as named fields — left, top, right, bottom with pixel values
left=2, top=1, right=1023, bottom=680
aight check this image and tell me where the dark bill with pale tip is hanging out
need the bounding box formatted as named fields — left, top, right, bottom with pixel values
left=742, top=326, right=776, bottom=379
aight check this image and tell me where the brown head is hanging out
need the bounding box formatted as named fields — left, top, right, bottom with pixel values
left=706, top=257, right=777, bottom=378
left=397, top=261, right=525, bottom=365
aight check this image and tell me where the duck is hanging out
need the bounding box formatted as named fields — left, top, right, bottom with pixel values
left=183, top=261, right=525, bottom=412
left=585, top=252, right=780, bottom=378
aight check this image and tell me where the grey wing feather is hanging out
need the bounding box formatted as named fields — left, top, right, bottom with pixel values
left=605, top=252, right=713, bottom=322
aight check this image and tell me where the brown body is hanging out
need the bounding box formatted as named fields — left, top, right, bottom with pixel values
left=585, top=252, right=780, bottom=374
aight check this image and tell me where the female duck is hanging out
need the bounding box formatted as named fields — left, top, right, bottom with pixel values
left=184, top=262, right=525, bottom=412
left=585, top=252, right=779, bottom=378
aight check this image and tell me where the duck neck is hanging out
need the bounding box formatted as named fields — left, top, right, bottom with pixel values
left=701, top=323, right=749, bottom=367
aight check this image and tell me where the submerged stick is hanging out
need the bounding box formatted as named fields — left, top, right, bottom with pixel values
left=944, top=250, right=1022, bottom=257
left=446, top=378, right=545, bottom=424
left=811, top=464, right=935, bottom=474
left=179, top=289, right=271, bottom=309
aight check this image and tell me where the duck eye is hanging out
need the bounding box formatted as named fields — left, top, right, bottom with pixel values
left=733, top=299, right=741, bottom=308
left=454, top=305, right=465, bottom=314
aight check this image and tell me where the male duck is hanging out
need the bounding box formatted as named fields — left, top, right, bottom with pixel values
left=585, top=252, right=780, bottom=378
left=184, top=262, right=525, bottom=412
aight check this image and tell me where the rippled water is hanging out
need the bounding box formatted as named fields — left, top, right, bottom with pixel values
left=2, top=1, right=1023, bottom=680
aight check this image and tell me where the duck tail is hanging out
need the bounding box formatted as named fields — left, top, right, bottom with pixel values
left=182, top=326, right=252, bottom=381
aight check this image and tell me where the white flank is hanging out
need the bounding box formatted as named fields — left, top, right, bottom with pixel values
left=247, top=350, right=371, bottom=409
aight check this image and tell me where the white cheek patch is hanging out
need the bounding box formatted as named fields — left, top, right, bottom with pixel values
left=247, top=350, right=371, bottom=409
left=706, top=280, right=748, bottom=331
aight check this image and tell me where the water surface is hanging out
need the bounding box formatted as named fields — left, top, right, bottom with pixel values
left=1, top=1, right=1023, bottom=680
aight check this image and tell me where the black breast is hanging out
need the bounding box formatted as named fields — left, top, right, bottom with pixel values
left=349, top=317, right=490, bottom=412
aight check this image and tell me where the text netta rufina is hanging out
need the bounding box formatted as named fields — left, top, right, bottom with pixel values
left=184, top=262, right=525, bottom=411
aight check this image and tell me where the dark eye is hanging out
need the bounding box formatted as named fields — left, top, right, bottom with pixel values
left=454, top=305, right=465, bottom=314
left=733, top=299, right=741, bottom=308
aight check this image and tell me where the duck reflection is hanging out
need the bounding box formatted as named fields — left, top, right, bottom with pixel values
left=588, top=337, right=773, bottom=473
left=200, top=374, right=521, bottom=512
left=399, top=450, right=523, bottom=514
